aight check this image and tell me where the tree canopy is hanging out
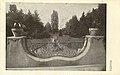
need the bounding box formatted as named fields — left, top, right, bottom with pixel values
left=6, top=4, right=106, bottom=38
left=51, top=10, right=59, bottom=33
left=62, top=4, right=106, bottom=37
left=6, top=4, right=44, bottom=37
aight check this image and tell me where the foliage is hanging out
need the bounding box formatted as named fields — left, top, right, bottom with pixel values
left=6, top=4, right=44, bottom=37
left=59, top=29, right=62, bottom=36
left=77, top=12, right=89, bottom=37
left=86, top=4, right=106, bottom=36
left=6, top=4, right=106, bottom=38
left=68, top=15, right=79, bottom=37
left=6, top=4, right=24, bottom=36
left=63, top=4, right=106, bottom=37
left=51, top=10, right=59, bottom=33
left=33, top=31, right=50, bottom=39
left=45, top=22, right=51, bottom=33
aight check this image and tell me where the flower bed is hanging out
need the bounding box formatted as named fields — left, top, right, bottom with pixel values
left=26, top=37, right=84, bottom=58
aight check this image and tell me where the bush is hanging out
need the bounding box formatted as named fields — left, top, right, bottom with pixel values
left=33, top=31, right=50, bottom=39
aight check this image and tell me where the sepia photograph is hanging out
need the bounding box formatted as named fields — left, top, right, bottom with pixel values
left=6, top=3, right=106, bottom=71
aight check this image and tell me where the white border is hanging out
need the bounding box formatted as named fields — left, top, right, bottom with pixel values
left=1, top=0, right=120, bottom=75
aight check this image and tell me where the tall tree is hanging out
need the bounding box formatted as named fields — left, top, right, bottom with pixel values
left=6, top=4, right=19, bottom=36
left=97, top=4, right=106, bottom=36
left=23, top=10, right=36, bottom=36
left=65, top=21, right=70, bottom=35
left=9, top=4, right=17, bottom=13
left=86, top=4, right=106, bottom=36
left=68, top=15, right=79, bottom=37
left=77, top=12, right=89, bottom=37
left=51, top=10, right=59, bottom=33
left=33, top=10, right=44, bottom=34
left=64, top=4, right=106, bottom=38
left=18, top=9, right=24, bottom=23
left=6, top=4, right=45, bottom=37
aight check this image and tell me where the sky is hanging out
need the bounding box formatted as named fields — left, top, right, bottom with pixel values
left=6, top=3, right=98, bottom=29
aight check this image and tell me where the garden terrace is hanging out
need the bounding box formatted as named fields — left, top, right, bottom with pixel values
left=26, top=36, right=85, bottom=58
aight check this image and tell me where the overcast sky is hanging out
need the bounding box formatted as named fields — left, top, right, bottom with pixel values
left=6, top=3, right=98, bottom=29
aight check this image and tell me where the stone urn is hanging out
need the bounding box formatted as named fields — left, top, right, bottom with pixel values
left=89, top=28, right=99, bottom=36
left=11, top=23, right=24, bottom=37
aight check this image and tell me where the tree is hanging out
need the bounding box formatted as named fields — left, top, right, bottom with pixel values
left=85, top=4, right=106, bottom=36
left=63, top=4, right=106, bottom=38
left=77, top=12, right=89, bottom=37
left=33, top=10, right=40, bottom=22
left=61, top=28, right=66, bottom=35
left=18, top=9, right=24, bottom=23
left=33, top=10, right=44, bottom=34
left=45, top=22, right=51, bottom=33
left=6, top=4, right=27, bottom=36
left=6, top=4, right=19, bottom=36
left=65, top=21, right=70, bottom=35
left=97, top=4, right=106, bottom=36
left=23, top=10, right=44, bottom=37
left=59, top=29, right=62, bottom=36
left=68, top=15, right=79, bottom=37
left=23, top=10, right=34, bottom=36
left=86, top=11, right=93, bottom=28
left=9, top=4, right=17, bottom=13
left=6, top=4, right=45, bottom=37
left=51, top=10, right=59, bottom=33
